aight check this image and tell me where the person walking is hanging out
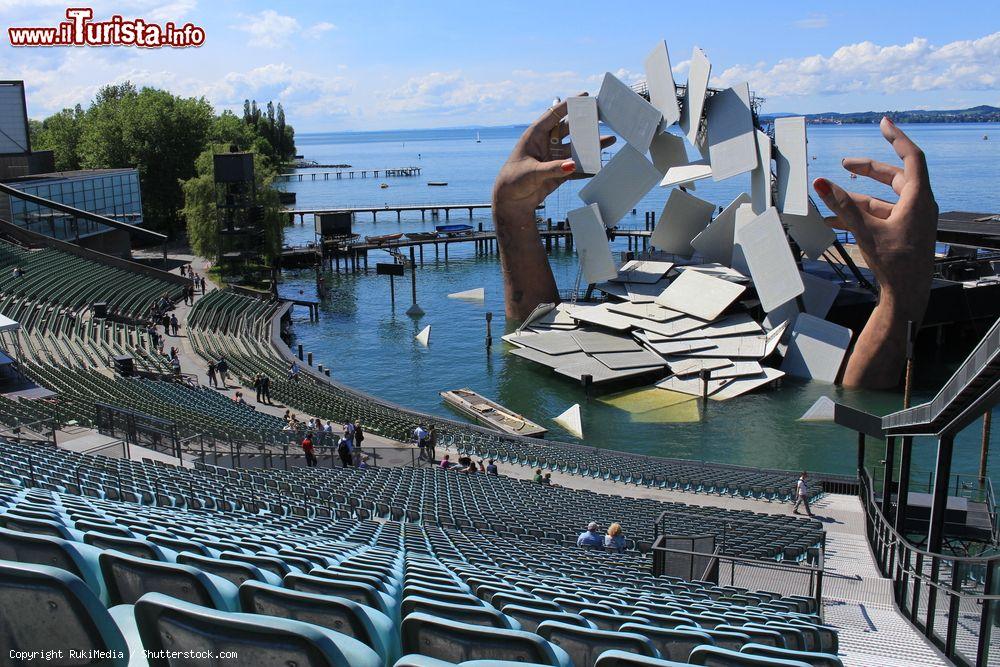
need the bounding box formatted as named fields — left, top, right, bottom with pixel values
left=200, top=276, right=206, bottom=294
left=216, top=356, right=229, bottom=388
left=170, top=314, right=179, bottom=336
left=793, top=471, right=813, bottom=517
left=427, top=424, right=437, bottom=462
left=413, top=424, right=428, bottom=461
left=302, top=433, right=317, bottom=467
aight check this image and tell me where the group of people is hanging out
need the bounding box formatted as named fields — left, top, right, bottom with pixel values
left=577, top=521, right=627, bottom=553
left=439, top=454, right=498, bottom=475
left=413, top=424, right=437, bottom=462
left=299, top=419, right=366, bottom=468
left=532, top=468, right=556, bottom=486
left=179, top=264, right=207, bottom=296
left=252, top=372, right=273, bottom=404
left=206, top=357, right=229, bottom=389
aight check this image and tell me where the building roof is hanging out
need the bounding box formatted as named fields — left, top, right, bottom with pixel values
left=2, top=168, right=136, bottom=185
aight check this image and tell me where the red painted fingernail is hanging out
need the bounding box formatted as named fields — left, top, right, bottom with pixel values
left=561, top=161, right=576, bottom=173
left=884, top=116, right=895, bottom=126
left=813, top=178, right=832, bottom=197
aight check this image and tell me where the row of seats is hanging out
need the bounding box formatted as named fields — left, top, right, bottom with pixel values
left=0, top=468, right=843, bottom=666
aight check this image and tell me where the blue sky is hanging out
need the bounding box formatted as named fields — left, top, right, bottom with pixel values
left=2, top=0, right=999, bottom=131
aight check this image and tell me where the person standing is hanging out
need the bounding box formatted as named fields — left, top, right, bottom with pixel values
left=170, top=314, right=179, bottom=336
left=216, top=356, right=229, bottom=388
left=200, top=276, right=206, bottom=294
left=253, top=373, right=263, bottom=402
left=353, top=420, right=365, bottom=456
left=793, top=471, right=813, bottom=517
left=427, top=425, right=437, bottom=463
left=261, top=373, right=271, bottom=404
left=337, top=435, right=353, bottom=468
left=413, top=424, right=428, bottom=460
left=302, top=433, right=317, bottom=467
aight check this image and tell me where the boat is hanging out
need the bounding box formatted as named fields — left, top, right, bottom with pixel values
left=440, top=388, right=547, bottom=438
left=365, top=233, right=404, bottom=245
left=475, top=131, right=482, bottom=143
left=404, top=232, right=439, bottom=241
left=380, top=183, right=389, bottom=189
left=435, top=223, right=474, bottom=237
left=427, top=181, right=448, bottom=187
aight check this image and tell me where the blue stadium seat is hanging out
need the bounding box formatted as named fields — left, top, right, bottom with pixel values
left=176, top=552, right=283, bottom=587
left=401, top=594, right=519, bottom=630
left=619, top=623, right=715, bottom=662
left=0, top=560, right=135, bottom=666
left=133, top=592, right=383, bottom=667
left=500, top=603, right=596, bottom=634
left=536, top=620, right=661, bottom=667
left=0, top=526, right=108, bottom=603
left=741, top=643, right=844, bottom=667
left=689, top=645, right=812, bottom=666
left=401, top=612, right=571, bottom=666
left=594, top=650, right=692, bottom=667
left=84, top=531, right=179, bottom=562
left=99, top=551, right=240, bottom=610
left=239, top=580, right=399, bottom=664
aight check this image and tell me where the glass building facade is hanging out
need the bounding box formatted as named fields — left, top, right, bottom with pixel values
left=3, top=169, right=143, bottom=241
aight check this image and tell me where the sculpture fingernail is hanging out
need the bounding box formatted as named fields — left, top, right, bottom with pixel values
left=813, top=178, right=832, bottom=197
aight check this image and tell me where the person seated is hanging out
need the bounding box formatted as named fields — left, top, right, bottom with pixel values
left=486, top=459, right=498, bottom=475
left=604, top=523, right=626, bottom=553
left=542, top=472, right=554, bottom=486
left=358, top=455, right=370, bottom=470
left=577, top=522, right=604, bottom=548
left=533, top=468, right=544, bottom=483
left=493, top=105, right=938, bottom=390
left=440, top=454, right=452, bottom=469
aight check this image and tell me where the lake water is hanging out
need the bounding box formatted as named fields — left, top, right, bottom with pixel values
left=276, top=122, right=1000, bottom=480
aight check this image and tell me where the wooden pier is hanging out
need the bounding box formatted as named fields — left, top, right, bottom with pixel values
left=279, top=221, right=657, bottom=273
left=283, top=202, right=542, bottom=224
left=278, top=166, right=421, bottom=182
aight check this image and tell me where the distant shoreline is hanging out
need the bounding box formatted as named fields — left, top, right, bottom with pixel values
left=764, top=105, right=1000, bottom=125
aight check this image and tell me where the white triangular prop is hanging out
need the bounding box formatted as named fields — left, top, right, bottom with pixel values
left=553, top=404, right=583, bottom=439
left=415, top=325, right=431, bottom=346
left=448, top=288, right=485, bottom=302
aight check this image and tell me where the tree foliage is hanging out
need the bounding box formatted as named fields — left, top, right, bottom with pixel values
left=30, top=83, right=295, bottom=241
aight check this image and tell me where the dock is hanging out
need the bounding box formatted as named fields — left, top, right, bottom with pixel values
left=283, top=202, right=501, bottom=224
left=278, top=166, right=421, bottom=182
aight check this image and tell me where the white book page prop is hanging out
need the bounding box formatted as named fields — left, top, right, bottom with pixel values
left=706, top=82, right=758, bottom=181
left=710, top=360, right=763, bottom=379
left=711, top=367, right=785, bottom=400
left=780, top=313, right=852, bottom=383
left=634, top=316, right=715, bottom=338
left=607, top=301, right=682, bottom=322
left=415, top=326, right=431, bottom=346
left=751, top=130, right=773, bottom=214
left=655, top=268, right=745, bottom=321
left=666, top=357, right=734, bottom=376
left=680, top=47, right=711, bottom=146
left=656, top=374, right=730, bottom=398
left=555, top=358, right=653, bottom=384
left=518, top=303, right=555, bottom=332
left=644, top=41, right=681, bottom=127
left=567, top=96, right=602, bottom=175
left=612, top=259, right=674, bottom=284
left=670, top=313, right=762, bottom=339
left=552, top=404, right=583, bottom=438
left=676, top=335, right=764, bottom=359
left=566, top=303, right=635, bottom=331
left=646, top=338, right=717, bottom=355
left=783, top=201, right=836, bottom=260
left=579, top=145, right=661, bottom=228
left=734, top=207, right=804, bottom=312
left=691, top=192, right=751, bottom=265
left=730, top=203, right=757, bottom=276
left=566, top=204, right=617, bottom=285
left=448, top=288, right=485, bottom=302
left=649, top=131, right=689, bottom=175
left=650, top=188, right=715, bottom=256
left=596, top=72, right=662, bottom=153
left=511, top=347, right=590, bottom=370
left=516, top=331, right=583, bottom=356
left=571, top=330, right=642, bottom=354
left=775, top=116, right=809, bottom=216
left=593, top=349, right=667, bottom=370
left=661, top=160, right=712, bottom=187
left=764, top=271, right=841, bottom=334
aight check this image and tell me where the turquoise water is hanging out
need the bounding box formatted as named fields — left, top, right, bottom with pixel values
left=277, top=123, right=1000, bottom=479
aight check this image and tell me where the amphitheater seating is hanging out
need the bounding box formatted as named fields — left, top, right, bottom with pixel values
left=187, top=289, right=833, bottom=501
left=0, top=440, right=842, bottom=666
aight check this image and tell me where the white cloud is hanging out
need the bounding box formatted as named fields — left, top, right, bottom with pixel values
left=713, top=32, right=1000, bottom=99
left=232, top=10, right=300, bottom=48
left=794, top=14, right=829, bottom=29
left=304, top=21, right=337, bottom=39
left=216, top=63, right=353, bottom=118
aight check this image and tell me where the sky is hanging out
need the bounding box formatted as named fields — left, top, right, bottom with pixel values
left=2, top=0, right=999, bottom=132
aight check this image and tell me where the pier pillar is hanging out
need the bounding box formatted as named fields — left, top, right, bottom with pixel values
left=435, top=244, right=439, bottom=260
left=421, top=210, right=425, bottom=221
left=444, top=243, right=449, bottom=262
left=468, top=208, right=473, bottom=219
left=372, top=212, right=377, bottom=223
left=307, top=352, right=313, bottom=366
left=419, top=245, right=424, bottom=265
left=445, top=209, right=450, bottom=220
left=397, top=211, right=401, bottom=222
left=297, top=345, right=303, bottom=361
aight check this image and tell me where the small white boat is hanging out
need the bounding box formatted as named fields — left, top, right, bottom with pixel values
left=441, top=388, right=547, bottom=438
left=475, top=131, right=482, bottom=143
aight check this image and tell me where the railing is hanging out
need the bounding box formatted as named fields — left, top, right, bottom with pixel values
left=650, top=539, right=825, bottom=612
left=183, top=438, right=419, bottom=470
left=859, top=468, right=1000, bottom=666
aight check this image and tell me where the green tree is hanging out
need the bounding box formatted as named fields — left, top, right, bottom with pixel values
left=34, top=105, right=85, bottom=170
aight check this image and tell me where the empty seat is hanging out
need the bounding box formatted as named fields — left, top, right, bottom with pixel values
left=501, top=604, right=595, bottom=634
left=99, top=550, right=239, bottom=610
left=595, top=650, right=691, bottom=667
left=537, top=620, right=660, bottom=667
left=133, top=592, right=382, bottom=667
left=0, top=526, right=107, bottom=603
left=239, top=580, right=399, bottom=664
left=84, top=532, right=178, bottom=562
left=619, top=623, right=716, bottom=662
left=285, top=573, right=395, bottom=617
left=219, top=550, right=298, bottom=578
left=0, top=560, right=134, bottom=666
left=176, top=552, right=282, bottom=587
left=741, top=643, right=844, bottom=667
left=401, top=612, right=571, bottom=666
left=401, top=595, right=519, bottom=630
left=689, top=645, right=812, bottom=666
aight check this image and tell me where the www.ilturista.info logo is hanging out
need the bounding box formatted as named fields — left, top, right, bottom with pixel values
left=8, top=8, right=205, bottom=48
